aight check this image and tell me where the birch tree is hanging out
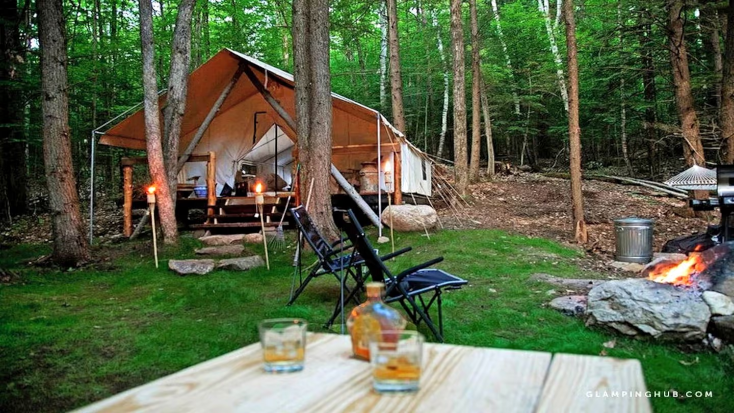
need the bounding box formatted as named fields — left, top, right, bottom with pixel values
left=37, top=0, right=90, bottom=264
left=538, top=0, right=569, bottom=112
left=379, top=4, right=388, bottom=112
left=490, top=0, right=520, bottom=116
left=434, top=11, right=450, bottom=159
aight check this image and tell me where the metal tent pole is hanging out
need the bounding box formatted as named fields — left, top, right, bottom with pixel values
left=377, top=113, right=382, bottom=239
left=89, top=131, right=97, bottom=244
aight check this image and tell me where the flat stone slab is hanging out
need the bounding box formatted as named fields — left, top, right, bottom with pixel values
left=530, top=273, right=607, bottom=290
left=244, top=233, right=264, bottom=244
left=217, top=256, right=265, bottom=271
left=195, top=245, right=246, bottom=256
left=199, top=234, right=245, bottom=246
left=609, top=261, right=645, bottom=273
left=169, top=259, right=216, bottom=276
left=549, top=295, right=587, bottom=316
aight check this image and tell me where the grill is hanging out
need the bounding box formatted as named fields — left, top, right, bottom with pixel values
left=685, top=165, right=734, bottom=242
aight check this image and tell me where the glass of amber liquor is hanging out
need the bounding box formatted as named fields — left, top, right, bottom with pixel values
left=369, top=330, right=423, bottom=392
left=258, top=318, right=307, bottom=373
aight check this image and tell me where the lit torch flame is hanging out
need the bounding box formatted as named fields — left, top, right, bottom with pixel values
left=147, top=186, right=156, bottom=194
left=647, top=254, right=706, bottom=287
left=255, top=182, right=263, bottom=194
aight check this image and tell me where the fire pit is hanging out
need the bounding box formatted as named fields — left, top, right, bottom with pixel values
left=585, top=243, right=734, bottom=344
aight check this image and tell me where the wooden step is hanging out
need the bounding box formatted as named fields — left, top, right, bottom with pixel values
left=209, top=212, right=287, bottom=219
left=188, top=222, right=291, bottom=229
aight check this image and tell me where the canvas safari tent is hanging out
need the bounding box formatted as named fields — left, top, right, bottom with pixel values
left=96, top=48, right=433, bottom=198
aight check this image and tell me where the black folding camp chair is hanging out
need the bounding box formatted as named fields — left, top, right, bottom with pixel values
left=334, top=209, right=467, bottom=342
left=288, top=205, right=364, bottom=311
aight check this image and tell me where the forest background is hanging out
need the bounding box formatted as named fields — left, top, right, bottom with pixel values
left=0, top=0, right=725, bottom=221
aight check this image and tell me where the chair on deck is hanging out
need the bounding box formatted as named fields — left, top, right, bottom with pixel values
left=334, top=209, right=467, bottom=342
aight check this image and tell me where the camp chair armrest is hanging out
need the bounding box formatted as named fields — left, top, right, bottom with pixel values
left=379, top=247, right=412, bottom=262
left=394, top=256, right=445, bottom=281
left=322, top=245, right=356, bottom=260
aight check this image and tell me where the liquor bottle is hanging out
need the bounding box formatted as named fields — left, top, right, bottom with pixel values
left=347, top=282, right=406, bottom=360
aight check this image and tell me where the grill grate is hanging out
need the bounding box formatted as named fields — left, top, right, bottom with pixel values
left=664, top=165, right=716, bottom=190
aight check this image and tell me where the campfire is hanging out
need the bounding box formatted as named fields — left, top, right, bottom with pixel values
left=647, top=253, right=706, bottom=288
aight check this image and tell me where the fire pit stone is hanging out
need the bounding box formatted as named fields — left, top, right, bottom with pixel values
left=702, top=291, right=734, bottom=316
left=586, top=278, right=711, bottom=342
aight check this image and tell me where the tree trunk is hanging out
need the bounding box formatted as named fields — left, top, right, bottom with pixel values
left=450, top=0, right=468, bottom=195
left=639, top=9, right=659, bottom=176
left=379, top=4, right=388, bottom=113
left=162, top=0, right=196, bottom=204
left=490, top=0, right=520, bottom=115
left=618, top=2, right=633, bottom=176
left=480, top=76, right=495, bottom=179
left=704, top=5, right=723, bottom=114
left=434, top=11, right=450, bottom=159
left=139, top=0, right=179, bottom=244
left=564, top=0, right=587, bottom=244
left=37, top=0, right=90, bottom=265
left=386, top=0, right=405, bottom=132
left=722, top=0, right=734, bottom=163
left=0, top=0, right=27, bottom=219
left=539, top=0, right=569, bottom=112
left=293, top=0, right=338, bottom=240
left=667, top=0, right=705, bottom=168
left=469, top=0, right=481, bottom=182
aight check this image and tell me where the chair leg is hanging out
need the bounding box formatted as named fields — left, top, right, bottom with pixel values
left=287, top=269, right=318, bottom=306
left=399, top=288, right=444, bottom=342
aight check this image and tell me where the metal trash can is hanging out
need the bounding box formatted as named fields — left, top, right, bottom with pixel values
left=614, top=217, right=654, bottom=263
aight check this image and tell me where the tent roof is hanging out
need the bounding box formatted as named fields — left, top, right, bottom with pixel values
left=98, top=48, right=404, bottom=150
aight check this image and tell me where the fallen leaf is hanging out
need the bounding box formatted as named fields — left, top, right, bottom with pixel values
left=679, top=357, right=699, bottom=366
left=602, top=340, right=616, bottom=349
left=599, top=349, right=608, bottom=356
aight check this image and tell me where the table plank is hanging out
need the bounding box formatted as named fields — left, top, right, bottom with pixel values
left=75, top=334, right=552, bottom=413
left=535, top=354, right=652, bottom=413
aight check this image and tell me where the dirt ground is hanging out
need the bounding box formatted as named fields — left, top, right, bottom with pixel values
left=438, top=173, right=713, bottom=276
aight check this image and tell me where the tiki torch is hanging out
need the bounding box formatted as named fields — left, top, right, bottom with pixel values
left=147, top=186, right=159, bottom=268
left=255, top=182, right=270, bottom=270
left=384, top=159, right=395, bottom=253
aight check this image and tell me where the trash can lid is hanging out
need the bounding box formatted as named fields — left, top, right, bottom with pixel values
left=614, top=217, right=654, bottom=225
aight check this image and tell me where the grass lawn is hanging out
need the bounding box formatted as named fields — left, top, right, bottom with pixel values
left=1, top=229, right=732, bottom=412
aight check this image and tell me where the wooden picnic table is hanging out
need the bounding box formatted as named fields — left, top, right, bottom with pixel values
left=75, top=333, right=651, bottom=413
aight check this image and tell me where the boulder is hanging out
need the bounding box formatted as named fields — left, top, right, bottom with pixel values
left=195, top=245, right=246, bottom=256
left=548, top=295, right=587, bottom=316
left=709, top=315, right=734, bottom=342
left=381, top=205, right=438, bottom=232
left=586, top=278, right=711, bottom=342
left=711, top=277, right=734, bottom=301
left=702, top=291, right=734, bottom=316
left=199, top=234, right=245, bottom=246
left=244, top=233, right=264, bottom=244
left=169, top=259, right=216, bottom=276
left=217, top=256, right=265, bottom=271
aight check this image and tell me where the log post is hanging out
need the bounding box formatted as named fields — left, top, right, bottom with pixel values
left=123, top=165, right=133, bottom=236
left=393, top=151, right=402, bottom=205
left=207, top=151, right=216, bottom=222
